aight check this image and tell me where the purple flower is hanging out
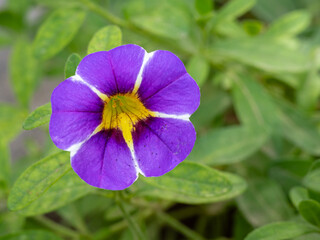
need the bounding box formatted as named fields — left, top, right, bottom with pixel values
left=49, top=44, right=200, bottom=190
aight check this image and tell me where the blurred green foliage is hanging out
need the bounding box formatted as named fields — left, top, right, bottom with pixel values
left=1, top=0, right=320, bottom=239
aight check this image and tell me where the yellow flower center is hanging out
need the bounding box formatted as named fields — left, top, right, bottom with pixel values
left=98, top=93, right=154, bottom=148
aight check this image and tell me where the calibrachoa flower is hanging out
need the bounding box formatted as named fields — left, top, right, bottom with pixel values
left=49, top=44, right=200, bottom=190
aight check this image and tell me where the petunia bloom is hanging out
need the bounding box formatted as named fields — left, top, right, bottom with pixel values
left=49, top=44, right=200, bottom=190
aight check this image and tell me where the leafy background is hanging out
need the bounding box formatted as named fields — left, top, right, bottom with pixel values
left=1, top=0, right=320, bottom=239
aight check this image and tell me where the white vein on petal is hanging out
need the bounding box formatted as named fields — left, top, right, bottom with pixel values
left=71, top=75, right=108, bottom=100
left=152, top=111, right=191, bottom=121
left=67, top=126, right=100, bottom=158
left=132, top=51, right=155, bottom=94
left=128, top=145, right=145, bottom=177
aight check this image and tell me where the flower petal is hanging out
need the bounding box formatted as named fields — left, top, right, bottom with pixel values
left=76, top=45, right=145, bottom=95
left=108, top=44, right=146, bottom=93
left=137, top=50, right=187, bottom=101
left=143, top=73, right=200, bottom=115
left=50, top=112, right=101, bottom=150
left=71, top=130, right=138, bottom=190
left=133, top=117, right=196, bottom=177
left=51, top=78, right=104, bottom=113
left=50, top=78, right=104, bottom=150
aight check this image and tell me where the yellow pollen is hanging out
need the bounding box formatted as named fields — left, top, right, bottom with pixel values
left=97, top=93, right=154, bottom=148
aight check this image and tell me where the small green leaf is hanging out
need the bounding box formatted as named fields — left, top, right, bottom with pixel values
left=10, top=40, right=39, bottom=108
left=242, top=19, right=263, bottom=36
left=208, top=0, right=256, bottom=30
left=136, top=161, right=247, bottom=204
left=18, top=171, right=93, bottom=216
left=0, top=104, right=27, bottom=143
left=299, top=200, right=320, bottom=228
left=186, top=55, right=210, bottom=87
left=232, top=74, right=278, bottom=129
left=0, top=230, right=63, bottom=240
left=64, top=53, right=81, bottom=79
left=211, top=38, right=310, bottom=73
left=8, top=151, right=71, bottom=211
left=188, top=126, right=269, bottom=165
left=264, top=10, right=311, bottom=39
left=22, top=103, right=52, bottom=130
left=245, top=221, right=316, bottom=240
left=195, top=0, right=213, bottom=15
left=33, top=8, right=86, bottom=60
left=303, top=169, right=320, bottom=192
left=290, top=187, right=310, bottom=209
left=237, top=179, right=294, bottom=227
left=87, top=25, right=122, bottom=54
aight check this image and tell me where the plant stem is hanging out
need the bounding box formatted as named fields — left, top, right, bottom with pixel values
left=156, top=211, right=206, bottom=240
left=34, top=215, right=80, bottom=239
left=115, top=192, right=146, bottom=240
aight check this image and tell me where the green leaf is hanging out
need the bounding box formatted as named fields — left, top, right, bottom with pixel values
left=237, top=179, right=294, bottom=227
left=87, top=25, right=122, bottom=54
left=303, top=169, right=320, bottom=192
left=188, top=126, right=269, bottom=165
left=195, top=0, right=213, bottom=15
left=0, top=104, right=27, bottom=143
left=264, top=10, right=311, bottom=39
left=186, top=55, right=210, bottom=87
left=126, top=1, right=190, bottom=39
left=242, top=19, right=263, bottom=36
left=208, top=0, right=256, bottom=30
left=136, top=161, right=247, bottom=204
left=10, top=40, right=39, bottom=108
left=0, top=230, right=63, bottom=240
left=18, top=171, right=93, bottom=216
left=232, top=74, right=278, bottom=129
left=276, top=99, right=320, bottom=155
left=64, top=53, right=81, bottom=79
left=290, top=187, right=310, bottom=209
left=211, top=38, right=310, bottom=73
left=299, top=200, right=320, bottom=228
left=245, top=221, right=316, bottom=240
left=22, top=103, right=52, bottom=130
left=8, top=151, right=71, bottom=211
left=33, top=8, right=86, bottom=60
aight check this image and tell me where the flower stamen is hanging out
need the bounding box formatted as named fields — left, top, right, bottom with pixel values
left=98, top=93, right=154, bottom=148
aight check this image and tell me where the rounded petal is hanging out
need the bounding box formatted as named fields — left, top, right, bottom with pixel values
left=76, top=51, right=117, bottom=95
left=138, top=50, right=187, bottom=100
left=76, top=45, right=145, bottom=95
left=133, top=117, right=196, bottom=177
left=71, top=130, right=138, bottom=190
left=108, top=44, right=146, bottom=93
left=51, top=78, right=104, bottom=113
left=143, top=73, right=200, bottom=115
left=50, top=112, right=101, bottom=150
left=50, top=78, right=104, bottom=150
